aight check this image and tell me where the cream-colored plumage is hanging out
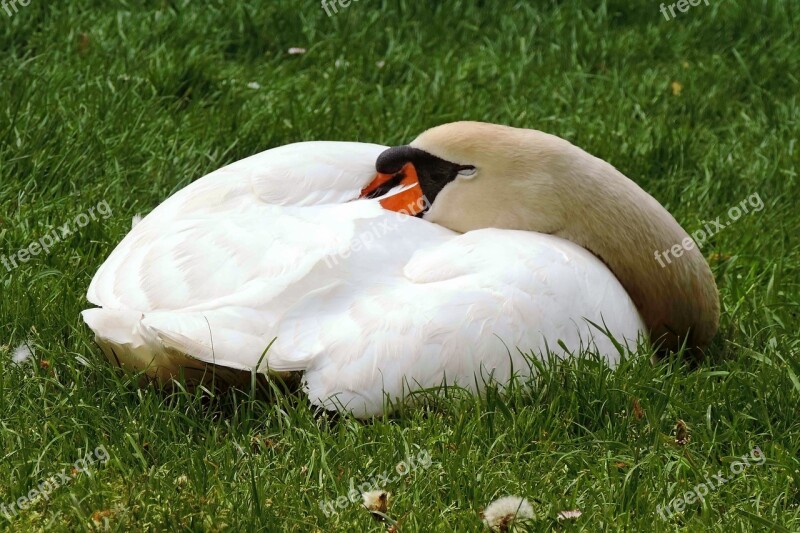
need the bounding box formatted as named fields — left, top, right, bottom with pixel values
left=83, top=122, right=718, bottom=416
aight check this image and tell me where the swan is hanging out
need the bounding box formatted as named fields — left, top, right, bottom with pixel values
left=82, top=122, right=719, bottom=416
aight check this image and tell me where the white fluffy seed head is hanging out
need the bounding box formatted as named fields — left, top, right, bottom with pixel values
left=12, top=343, right=33, bottom=365
left=362, top=489, right=390, bottom=519
left=482, top=495, right=534, bottom=531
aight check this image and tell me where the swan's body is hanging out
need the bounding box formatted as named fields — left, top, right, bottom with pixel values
left=83, top=123, right=718, bottom=416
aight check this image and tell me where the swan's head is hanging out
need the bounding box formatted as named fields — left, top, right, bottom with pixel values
left=362, top=122, right=568, bottom=234
left=362, top=121, right=720, bottom=354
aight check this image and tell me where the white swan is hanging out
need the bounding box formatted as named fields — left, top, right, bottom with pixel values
left=83, top=122, right=719, bottom=416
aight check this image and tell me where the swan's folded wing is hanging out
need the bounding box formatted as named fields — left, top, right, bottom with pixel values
left=84, top=141, right=394, bottom=375
left=83, top=208, right=454, bottom=380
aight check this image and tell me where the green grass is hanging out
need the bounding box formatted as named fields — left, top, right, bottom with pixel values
left=1, top=0, right=799, bottom=531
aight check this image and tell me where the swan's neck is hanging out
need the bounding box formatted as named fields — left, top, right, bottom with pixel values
left=556, top=155, right=719, bottom=353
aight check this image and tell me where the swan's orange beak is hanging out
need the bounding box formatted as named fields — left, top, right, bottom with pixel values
left=360, top=163, right=427, bottom=215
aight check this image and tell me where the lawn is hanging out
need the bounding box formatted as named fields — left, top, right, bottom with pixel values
left=1, top=0, right=798, bottom=531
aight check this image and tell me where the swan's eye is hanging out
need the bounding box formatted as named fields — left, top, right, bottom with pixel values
left=457, top=166, right=477, bottom=178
